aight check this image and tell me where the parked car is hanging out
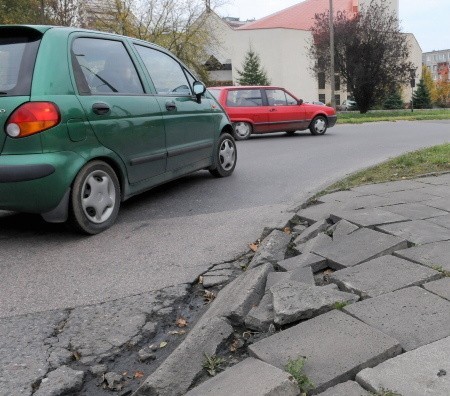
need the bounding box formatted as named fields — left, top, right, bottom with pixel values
left=208, top=86, right=337, bottom=140
left=0, top=25, right=236, bottom=234
left=340, top=99, right=358, bottom=111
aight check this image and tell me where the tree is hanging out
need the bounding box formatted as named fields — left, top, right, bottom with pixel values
left=83, top=0, right=225, bottom=84
left=383, top=89, right=403, bottom=109
left=236, top=47, right=270, bottom=86
left=412, top=79, right=432, bottom=109
left=309, top=0, right=414, bottom=113
left=0, top=0, right=42, bottom=24
left=422, top=65, right=437, bottom=104
left=435, top=80, right=450, bottom=108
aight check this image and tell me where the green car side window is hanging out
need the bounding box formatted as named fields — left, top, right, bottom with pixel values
left=72, top=38, right=144, bottom=95
left=134, top=45, right=192, bottom=96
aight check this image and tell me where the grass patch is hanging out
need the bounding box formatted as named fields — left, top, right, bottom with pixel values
left=318, top=143, right=450, bottom=196
left=332, top=301, right=349, bottom=310
left=431, top=265, right=450, bottom=277
left=285, top=357, right=315, bottom=394
left=338, top=109, right=450, bottom=124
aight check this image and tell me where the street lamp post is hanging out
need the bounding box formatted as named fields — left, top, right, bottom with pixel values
left=329, top=0, right=336, bottom=109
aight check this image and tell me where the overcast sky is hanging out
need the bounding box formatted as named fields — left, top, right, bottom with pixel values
left=219, top=0, right=450, bottom=53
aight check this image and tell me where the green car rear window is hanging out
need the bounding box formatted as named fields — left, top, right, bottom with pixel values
left=0, top=28, right=42, bottom=96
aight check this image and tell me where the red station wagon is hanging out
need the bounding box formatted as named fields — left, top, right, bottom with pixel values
left=209, top=86, right=337, bottom=140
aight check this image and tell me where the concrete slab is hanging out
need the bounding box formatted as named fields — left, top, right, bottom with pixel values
left=330, top=255, right=441, bottom=298
left=248, top=230, right=292, bottom=269
left=317, top=190, right=367, bottom=203
left=329, top=219, right=359, bottom=241
left=201, top=264, right=273, bottom=326
left=426, top=197, right=450, bottom=212
left=270, top=281, right=359, bottom=325
left=266, top=267, right=314, bottom=291
left=351, top=180, right=427, bottom=194
left=330, top=208, right=409, bottom=228
left=344, top=286, right=450, bottom=351
left=428, top=214, right=450, bottom=229
left=297, top=234, right=333, bottom=256
left=248, top=310, right=402, bottom=394
left=356, top=336, right=450, bottom=396
left=376, top=219, right=450, bottom=245
left=185, top=358, right=300, bottom=396
left=297, top=203, right=341, bottom=224
left=315, top=381, right=370, bottom=396
left=378, top=189, right=438, bottom=204
left=313, top=228, right=408, bottom=268
left=245, top=292, right=274, bottom=332
left=294, top=219, right=330, bottom=244
left=416, top=173, right=450, bottom=185
left=394, top=240, right=450, bottom=272
left=276, top=253, right=327, bottom=272
left=423, top=278, right=450, bottom=301
left=382, top=202, right=449, bottom=220
left=423, top=184, right=450, bottom=197
left=134, top=317, right=233, bottom=396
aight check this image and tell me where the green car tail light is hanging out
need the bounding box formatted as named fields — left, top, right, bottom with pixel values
left=5, top=102, right=61, bottom=138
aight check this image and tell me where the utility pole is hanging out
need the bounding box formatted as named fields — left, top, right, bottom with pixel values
left=329, top=0, right=336, bottom=109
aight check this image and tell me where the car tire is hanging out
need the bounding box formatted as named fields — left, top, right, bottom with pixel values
left=68, top=161, right=121, bottom=235
left=309, top=116, right=328, bottom=135
left=209, top=133, right=237, bottom=178
left=233, top=122, right=252, bottom=140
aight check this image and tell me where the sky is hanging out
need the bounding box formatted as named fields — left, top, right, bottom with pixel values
left=219, top=0, right=450, bottom=53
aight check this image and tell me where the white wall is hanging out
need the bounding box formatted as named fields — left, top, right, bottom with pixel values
left=230, top=28, right=318, bottom=101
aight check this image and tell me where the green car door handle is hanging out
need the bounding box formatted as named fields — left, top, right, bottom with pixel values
left=165, top=101, right=177, bottom=111
left=92, top=103, right=111, bottom=115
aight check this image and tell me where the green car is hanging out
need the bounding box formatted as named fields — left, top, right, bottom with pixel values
left=0, top=25, right=236, bottom=234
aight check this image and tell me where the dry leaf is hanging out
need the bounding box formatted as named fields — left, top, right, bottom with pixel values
left=134, top=371, right=144, bottom=379
left=229, top=338, right=239, bottom=352
left=283, top=227, right=291, bottom=235
left=159, top=341, right=168, bottom=348
left=198, top=276, right=204, bottom=284
left=176, top=317, right=188, bottom=328
left=72, top=351, right=81, bottom=361
left=249, top=243, right=258, bottom=252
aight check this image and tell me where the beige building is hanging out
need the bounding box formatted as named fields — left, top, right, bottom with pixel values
left=206, top=0, right=421, bottom=104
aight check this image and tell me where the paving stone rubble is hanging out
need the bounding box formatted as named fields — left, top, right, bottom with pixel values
left=3, top=174, right=450, bottom=396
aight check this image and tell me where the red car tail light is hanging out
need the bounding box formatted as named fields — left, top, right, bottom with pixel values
left=5, top=102, right=61, bottom=138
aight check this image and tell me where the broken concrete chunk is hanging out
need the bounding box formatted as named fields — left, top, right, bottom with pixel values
left=34, top=366, right=84, bottom=396
left=248, top=230, right=292, bottom=269
left=270, top=280, right=359, bottom=325
left=277, top=253, right=327, bottom=272
left=294, top=219, right=330, bottom=244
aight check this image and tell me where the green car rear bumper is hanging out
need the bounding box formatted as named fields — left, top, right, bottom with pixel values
left=0, top=151, right=85, bottom=214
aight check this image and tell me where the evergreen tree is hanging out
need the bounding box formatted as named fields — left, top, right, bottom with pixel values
left=412, top=79, right=432, bottom=109
left=236, top=47, right=270, bottom=86
left=383, top=89, right=403, bottom=109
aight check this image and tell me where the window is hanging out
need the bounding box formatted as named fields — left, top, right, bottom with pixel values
left=265, top=89, right=297, bottom=106
left=335, top=94, right=341, bottom=106
left=335, top=75, right=340, bottom=91
left=226, top=89, right=262, bottom=107
left=318, top=72, right=325, bottom=89
left=72, top=38, right=144, bottom=95
left=0, top=30, right=41, bottom=96
left=319, top=94, right=326, bottom=103
left=134, top=45, right=191, bottom=95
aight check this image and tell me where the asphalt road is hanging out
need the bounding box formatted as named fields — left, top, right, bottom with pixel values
left=1, top=120, right=449, bottom=318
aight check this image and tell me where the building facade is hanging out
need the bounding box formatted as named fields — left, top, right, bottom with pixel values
left=423, top=49, right=450, bottom=82
left=206, top=0, right=421, bottom=105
